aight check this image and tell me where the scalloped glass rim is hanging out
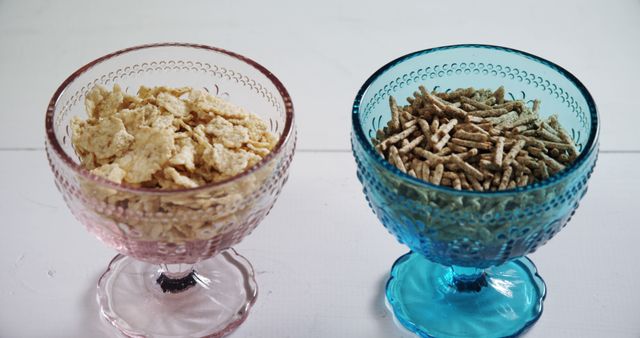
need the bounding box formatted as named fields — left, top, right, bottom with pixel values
left=45, top=42, right=295, bottom=195
left=352, top=44, right=599, bottom=196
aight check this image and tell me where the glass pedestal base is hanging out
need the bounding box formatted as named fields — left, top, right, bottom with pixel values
left=97, top=248, right=257, bottom=338
left=386, top=252, right=546, bottom=338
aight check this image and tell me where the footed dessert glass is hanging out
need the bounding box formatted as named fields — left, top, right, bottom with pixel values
left=45, top=43, right=295, bottom=337
left=352, top=45, right=598, bottom=337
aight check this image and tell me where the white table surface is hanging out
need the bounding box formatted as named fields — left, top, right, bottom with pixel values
left=1, top=1, right=639, bottom=337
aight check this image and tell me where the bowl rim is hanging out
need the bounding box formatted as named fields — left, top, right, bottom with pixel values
left=45, top=42, right=295, bottom=195
left=352, top=44, right=599, bottom=196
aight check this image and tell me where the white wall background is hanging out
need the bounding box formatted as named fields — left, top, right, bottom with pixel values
left=1, top=1, right=639, bottom=337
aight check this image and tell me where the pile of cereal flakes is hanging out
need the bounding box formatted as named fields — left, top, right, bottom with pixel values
left=71, top=85, right=277, bottom=189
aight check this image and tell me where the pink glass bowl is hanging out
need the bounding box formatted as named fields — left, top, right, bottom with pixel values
left=45, top=43, right=296, bottom=337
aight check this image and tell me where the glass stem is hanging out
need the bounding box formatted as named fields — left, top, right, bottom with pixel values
left=156, top=263, right=197, bottom=294
left=445, top=265, right=487, bottom=292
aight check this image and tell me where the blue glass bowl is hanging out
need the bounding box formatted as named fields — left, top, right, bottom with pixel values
left=351, top=45, right=599, bottom=338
